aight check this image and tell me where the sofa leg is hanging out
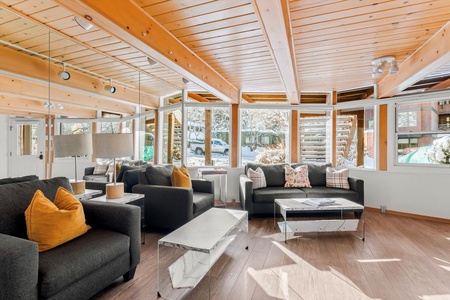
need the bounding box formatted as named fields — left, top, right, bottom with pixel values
left=123, top=267, right=137, bottom=282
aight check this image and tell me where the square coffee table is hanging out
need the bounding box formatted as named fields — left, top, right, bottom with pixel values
left=157, top=208, right=248, bottom=299
left=274, top=198, right=365, bottom=242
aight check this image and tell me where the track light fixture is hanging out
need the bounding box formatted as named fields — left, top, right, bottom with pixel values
left=58, top=63, right=70, bottom=80
left=104, top=79, right=116, bottom=93
left=371, top=56, right=399, bottom=78
left=74, top=15, right=93, bottom=31
left=147, top=57, right=159, bottom=66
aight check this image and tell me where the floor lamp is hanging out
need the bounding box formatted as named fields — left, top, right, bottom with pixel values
left=53, top=134, right=92, bottom=194
left=92, top=133, right=133, bottom=199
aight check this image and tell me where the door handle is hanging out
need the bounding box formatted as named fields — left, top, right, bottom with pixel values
left=38, top=152, right=43, bottom=160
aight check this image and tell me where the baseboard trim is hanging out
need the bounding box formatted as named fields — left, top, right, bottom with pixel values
left=365, top=206, right=450, bottom=224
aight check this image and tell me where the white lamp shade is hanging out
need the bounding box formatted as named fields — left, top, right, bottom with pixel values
left=53, top=134, right=92, bottom=157
left=92, top=133, right=133, bottom=158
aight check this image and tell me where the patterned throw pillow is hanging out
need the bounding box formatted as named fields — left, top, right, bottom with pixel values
left=284, top=165, right=311, bottom=188
left=93, top=163, right=108, bottom=175
left=326, top=167, right=350, bottom=189
left=247, top=167, right=267, bottom=189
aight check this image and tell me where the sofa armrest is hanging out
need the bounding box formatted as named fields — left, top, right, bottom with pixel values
left=84, top=166, right=95, bottom=176
left=348, top=177, right=364, bottom=206
left=191, top=179, right=214, bottom=194
left=0, top=234, right=39, bottom=299
left=239, top=174, right=254, bottom=214
left=80, top=201, right=141, bottom=270
left=132, top=184, right=193, bottom=229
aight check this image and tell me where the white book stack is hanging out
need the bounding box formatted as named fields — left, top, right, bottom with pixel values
left=302, top=198, right=336, bottom=207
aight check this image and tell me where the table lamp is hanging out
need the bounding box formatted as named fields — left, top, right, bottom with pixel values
left=53, top=134, right=92, bottom=194
left=92, top=133, right=133, bottom=199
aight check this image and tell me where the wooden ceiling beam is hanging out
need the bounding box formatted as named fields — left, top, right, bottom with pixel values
left=0, top=94, right=96, bottom=118
left=0, top=46, right=158, bottom=108
left=378, top=21, right=450, bottom=98
left=0, top=74, right=136, bottom=115
left=242, top=93, right=255, bottom=103
left=251, top=0, right=299, bottom=104
left=187, top=92, right=210, bottom=103
left=56, top=0, right=240, bottom=104
left=428, top=77, right=450, bottom=91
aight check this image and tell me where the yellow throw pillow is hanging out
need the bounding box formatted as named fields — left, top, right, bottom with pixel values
left=25, top=187, right=91, bottom=252
left=171, top=165, right=192, bottom=188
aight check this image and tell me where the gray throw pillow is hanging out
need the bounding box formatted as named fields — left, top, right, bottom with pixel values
left=145, top=165, right=174, bottom=186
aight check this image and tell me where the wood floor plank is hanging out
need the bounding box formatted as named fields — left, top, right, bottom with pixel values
left=91, top=210, right=450, bottom=300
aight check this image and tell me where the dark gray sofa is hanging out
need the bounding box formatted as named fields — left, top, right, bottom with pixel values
left=239, top=163, right=364, bottom=218
left=0, top=177, right=141, bottom=300
left=86, top=165, right=143, bottom=195
left=132, top=165, right=214, bottom=230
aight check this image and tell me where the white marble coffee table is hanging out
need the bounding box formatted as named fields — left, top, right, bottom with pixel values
left=157, top=208, right=248, bottom=299
left=274, top=198, right=365, bottom=242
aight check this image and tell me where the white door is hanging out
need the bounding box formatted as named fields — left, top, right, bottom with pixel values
left=8, top=119, right=46, bottom=179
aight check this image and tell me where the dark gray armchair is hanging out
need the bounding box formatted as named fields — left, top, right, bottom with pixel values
left=132, top=165, right=214, bottom=230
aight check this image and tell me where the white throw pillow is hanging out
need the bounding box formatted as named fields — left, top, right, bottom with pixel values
left=247, top=167, right=267, bottom=189
left=284, top=165, right=311, bottom=188
left=326, top=167, right=350, bottom=189
left=93, top=163, right=108, bottom=175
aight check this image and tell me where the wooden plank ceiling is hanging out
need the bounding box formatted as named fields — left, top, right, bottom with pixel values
left=1, top=0, right=450, bottom=118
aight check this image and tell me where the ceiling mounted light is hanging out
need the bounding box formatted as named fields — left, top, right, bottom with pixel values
left=104, top=79, right=116, bottom=93
left=147, top=57, right=159, bottom=66
left=74, top=15, right=93, bottom=31
left=371, top=56, right=399, bottom=78
left=58, top=63, right=70, bottom=80
left=44, top=101, right=55, bottom=109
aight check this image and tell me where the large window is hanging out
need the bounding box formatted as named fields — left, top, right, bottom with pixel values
left=161, top=108, right=182, bottom=165
left=60, top=123, right=90, bottom=135
left=299, top=112, right=331, bottom=164
left=186, top=106, right=230, bottom=167
left=336, top=106, right=375, bottom=169
left=240, top=108, right=289, bottom=165
left=396, top=100, right=450, bottom=165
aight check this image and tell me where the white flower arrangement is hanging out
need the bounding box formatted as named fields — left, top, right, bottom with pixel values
left=427, top=136, right=450, bottom=164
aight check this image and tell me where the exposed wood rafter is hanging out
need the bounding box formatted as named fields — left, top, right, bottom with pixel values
left=378, top=21, right=450, bottom=98
left=242, top=93, right=255, bottom=103
left=56, top=0, right=240, bottom=103
left=428, top=77, right=450, bottom=91
left=252, top=0, right=299, bottom=104
left=187, top=92, right=210, bottom=103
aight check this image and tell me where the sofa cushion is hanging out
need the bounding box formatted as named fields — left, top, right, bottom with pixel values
left=0, top=175, right=39, bottom=185
left=246, top=163, right=286, bottom=187
left=145, top=165, right=174, bottom=186
left=247, top=167, right=266, bottom=189
left=301, top=186, right=358, bottom=203
left=25, top=187, right=91, bottom=252
left=253, top=187, right=307, bottom=203
left=0, top=177, right=72, bottom=239
left=291, top=163, right=331, bottom=186
left=193, top=192, right=213, bottom=214
left=284, top=165, right=311, bottom=188
left=38, top=228, right=130, bottom=298
left=326, top=167, right=350, bottom=189
left=116, top=165, right=141, bottom=183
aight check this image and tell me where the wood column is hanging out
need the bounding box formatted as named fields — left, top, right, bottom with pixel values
left=379, top=104, right=388, bottom=170
left=205, top=109, right=212, bottom=166
left=331, top=91, right=337, bottom=167
left=231, top=104, right=239, bottom=167
left=291, top=110, right=298, bottom=163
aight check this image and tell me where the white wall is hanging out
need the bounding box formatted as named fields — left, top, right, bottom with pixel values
left=350, top=169, right=450, bottom=219
left=0, top=115, right=8, bottom=178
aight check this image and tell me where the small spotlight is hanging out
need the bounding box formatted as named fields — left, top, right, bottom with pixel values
left=390, top=60, right=399, bottom=74
left=58, top=63, right=70, bottom=80
left=105, top=79, right=116, bottom=93
left=44, top=102, right=55, bottom=109
left=147, top=57, right=158, bottom=66
left=74, top=15, right=93, bottom=31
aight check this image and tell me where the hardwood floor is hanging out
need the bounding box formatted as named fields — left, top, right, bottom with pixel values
left=92, top=210, right=450, bottom=300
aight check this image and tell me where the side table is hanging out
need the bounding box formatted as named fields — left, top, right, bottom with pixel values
left=89, top=193, right=146, bottom=244
left=198, top=167, right=227, bottom=207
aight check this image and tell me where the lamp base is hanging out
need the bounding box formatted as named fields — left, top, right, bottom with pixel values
left=70, top=180, right=85, bottom=195
left=106, top=182, right=124, bottom=199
